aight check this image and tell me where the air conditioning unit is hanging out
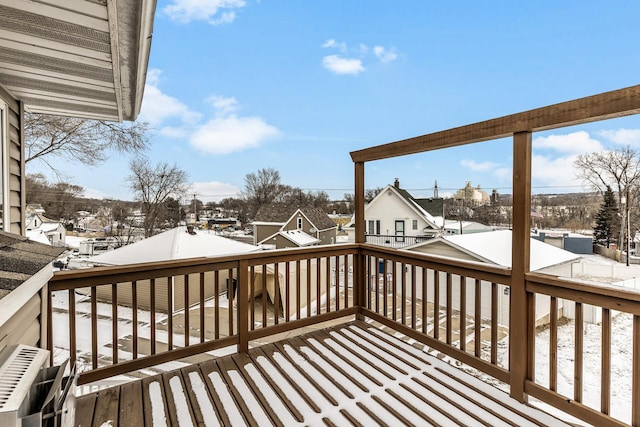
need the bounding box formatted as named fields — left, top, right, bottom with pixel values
left=0, top=345, right=77, bottom=427
left=0, top=345, right=49, bottom=426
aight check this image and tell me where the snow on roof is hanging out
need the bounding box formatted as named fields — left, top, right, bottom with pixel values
left=408, top=229, right=581, bottom=271
left=26, top=229, right=51, bottom=245
left=89, top=227, right=260, bottom=266
left=279, top=230, right=320, bottom=247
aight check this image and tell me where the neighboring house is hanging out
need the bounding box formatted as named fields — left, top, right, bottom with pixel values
left=254, top=205, right=337, bottom=249
left=403, top=230, right=582, bottom=326
left=0, top=0, right=155, bottom=349
left=78, top=226, right=262, bottom=312
left=531, top=229, right=593, bottom=254
left=26, top=213, right=66, bottom=247
left=442, top=219, right=495, bottom=235
left=346, top=179, right=444, bottom=247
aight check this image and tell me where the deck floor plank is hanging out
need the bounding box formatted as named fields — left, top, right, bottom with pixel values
left=90, top=385, right=120, bottom=427
left=74, top=320, right=574, bottom=426
left=141, top=375, right=168, bottom=427
left=179, top=366, right=215, bottom=427
left=74, top=393, right=96, bottom=427
left=118, top=380, right=144, bottom=427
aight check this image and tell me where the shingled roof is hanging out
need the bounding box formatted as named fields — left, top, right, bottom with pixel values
left=0, top=231, right=64, bottom=297
left=254, top=204, right=336, bottom=230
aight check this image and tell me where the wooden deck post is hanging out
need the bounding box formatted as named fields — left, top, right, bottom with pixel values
left=511, top=131, right=532, bottom=402
left=238, top=259, right=249, bottom=353
left=355, top=161, right=366, bottom=320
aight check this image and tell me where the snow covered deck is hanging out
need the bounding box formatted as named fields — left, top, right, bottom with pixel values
left=75, top=321, right=569, bottom=426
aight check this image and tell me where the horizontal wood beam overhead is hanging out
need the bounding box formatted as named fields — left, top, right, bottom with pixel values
left=350, top=84, right=640, bottom=163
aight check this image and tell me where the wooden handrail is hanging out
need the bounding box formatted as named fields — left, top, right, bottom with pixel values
left=350, top=85, right=640, bottom=162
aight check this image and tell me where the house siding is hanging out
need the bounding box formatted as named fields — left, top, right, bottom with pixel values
left=1, top=86, right=24, bottom=235
left=366, top=187, right=431, bottom=238
left=0, top=292, right=41, bottom=353
left=255, top=223, right=282, bottom=245
left=92, top=270, right=234, bottom=313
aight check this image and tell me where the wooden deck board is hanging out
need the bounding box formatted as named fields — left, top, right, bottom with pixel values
left=75, top=320, right=573, bottom=426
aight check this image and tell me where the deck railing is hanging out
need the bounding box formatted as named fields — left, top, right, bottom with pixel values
left=48, top=243, right=640, bottom=426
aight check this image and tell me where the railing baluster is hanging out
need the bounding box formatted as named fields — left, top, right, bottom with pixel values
left=238, top=261, right=249, bottom=352
left=391, top=261, right=397, bottom=321
left=401, top=263, right=407, bottom=326
left=262, top=264, right=268, bottom=327
left=150, top=278, right=156, bottom=355
left=184, top=275, right=189, bottom=347
left=214, top=271, right=219, bottom=340
left=550, top=296, right=558, bottom=392
left=200, top=272, right=205, bottom=343
left=633, top=314, right=640, bottom=426
left=228, top=268, right=234, bottom=336
left=601, top=307, right=610, bottom=415
left=285, top=262, right=291, bottom=320
left=306, top=259, right=312, bottom=318
left=91, top=286, right=98, bottom=369
left=491, top=282, right=497, bottom=365
left=575, top=302, right=583, bottom=403
left=446, top=273, right=452, bottom=345
left=296, top=260, right=301, bottom=320
left=411, top=265, right=416, bottom=330
left=250, top=265, right=255, bottom=331
left=274, top=263, right=280, bottom=323
left=344, top=255, right=349, bottom=309
left=132, top=281, right=138, bottom=360
left=316, top=258, right=321, bottom=315
left=111, top=284, right=118, bottom=364
left=168, top=276, right=173, bottom=351
left=434, top=270, right=440, bottom=340
left=474, top=279, right=481, bottom=358
left=334, top=256, right=340, bottom=312
left=460, top=276, right=466, bottom=352
left=383, top=259, right=388, bottom=317
left=68, top=289, right=76, bottom=368
left=325, top=257, right=331, bottom=313
left=422, top=267, right=427, bottom=334
left=374, top=257, right=380, bottom=314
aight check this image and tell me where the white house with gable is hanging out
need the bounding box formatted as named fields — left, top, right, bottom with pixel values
left=346, top=179, right=444, bottom=247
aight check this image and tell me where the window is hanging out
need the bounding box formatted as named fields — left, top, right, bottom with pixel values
left=297, top=217, right=302, bottom=229
left=395, top=220, right=405, bottom=242
left=412, top=219, right=418, bottom=230
left=0, top=100, right=6, bottom=231
left=367, top=220, right=380, bottom=235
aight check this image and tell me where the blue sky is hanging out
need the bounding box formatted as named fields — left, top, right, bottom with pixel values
left=29, top=1, right=640, bottom=202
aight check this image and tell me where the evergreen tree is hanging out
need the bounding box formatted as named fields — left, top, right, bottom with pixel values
left=594, top=186, right=620, bottom=247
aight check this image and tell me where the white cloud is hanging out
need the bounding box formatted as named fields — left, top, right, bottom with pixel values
left=191, top=181, right=241, bottom=202
left=139, top=74, right=201, bottom=127
left=532, top=154, right=583, bottom=188
left=322, top=39, right=347, bottom=52
left=163, top=0, right=245, bottom=24
left=373, top=46, right=397, bottom=63
left=460, top=159, right=500, bottom=172
left=190, top=115, right=280, bottom=154
left=598, top=128, right=640, bottom=146
left=322, top=55, right=365, bottom=75
left=533, top=131, right=603, bottom=154
left=208, top=95, right=240, bottom=115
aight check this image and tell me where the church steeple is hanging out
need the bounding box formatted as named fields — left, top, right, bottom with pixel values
left=434, top=180, right=439, bottom=198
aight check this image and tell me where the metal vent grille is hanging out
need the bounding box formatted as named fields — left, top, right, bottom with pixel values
left=0, top=345, right=49, bottom=413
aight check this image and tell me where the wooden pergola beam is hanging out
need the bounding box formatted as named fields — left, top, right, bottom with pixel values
left=350, top=84, right=640, bottom=162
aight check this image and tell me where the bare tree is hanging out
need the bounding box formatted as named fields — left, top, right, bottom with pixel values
left=243, top=167, right=283, bottom=218
left=575, top=145, right=640, bottom=245
left=25, top=112, right=149, bottom=176
left=127, top=157, right=189, bottom=237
